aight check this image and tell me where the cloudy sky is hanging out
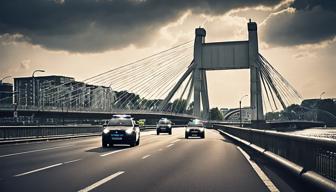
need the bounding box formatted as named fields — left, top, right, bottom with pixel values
left=0, top=0, right=335, bottom=109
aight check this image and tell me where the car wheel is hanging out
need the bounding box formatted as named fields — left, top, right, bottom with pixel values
left=136, top=138, right=140, bottom=146
left=169, top=130, right=172, bottom=135
left=185, top=132, right=188, bottom=139
left=201, top=133, right=205, bottom=139
left=102, top=141, right=108, bottom=148
left=157, top=131, right=160, bottom=135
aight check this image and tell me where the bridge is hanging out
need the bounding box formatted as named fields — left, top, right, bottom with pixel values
left=0, top=21, right=318, bottom=127
left=0, top=21, right=335, bottom=192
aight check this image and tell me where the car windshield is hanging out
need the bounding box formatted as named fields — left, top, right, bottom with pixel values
left=188, top=120, right=203, bottom=127
left=158, top=120, right=171, bottom=124
left=108, top=118, right=133, bottom=126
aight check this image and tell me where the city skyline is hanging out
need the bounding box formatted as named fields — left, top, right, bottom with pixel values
left=0, top=0, right=335, bottom=109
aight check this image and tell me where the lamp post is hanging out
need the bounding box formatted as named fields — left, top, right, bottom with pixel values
left=320, top=91, right=325, bottom=100
left=239, top=94, right=248, bottom=127
left=32, top=70, right=45, bottom=106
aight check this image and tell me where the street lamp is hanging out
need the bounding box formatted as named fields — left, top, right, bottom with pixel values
left=32, top=70, right=45, bottom=106
left=0, top=75, right=12, bottom=83
left=320, top=91, right=325, bottom=100
left=239, top=94, right=248, bottom=127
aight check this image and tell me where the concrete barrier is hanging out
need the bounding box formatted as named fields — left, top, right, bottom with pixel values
left=214, top=125, right=336, bottom=192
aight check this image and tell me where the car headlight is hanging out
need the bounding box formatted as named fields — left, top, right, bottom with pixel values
left=125, top=128, right=133, bottom=134
left=103, top=128, right=109, bottom=134
left=186, top=128, right=190, bottom=132
left=199, top=128, right=204, bottom=132
left=168, top=124, right=171, bottom=128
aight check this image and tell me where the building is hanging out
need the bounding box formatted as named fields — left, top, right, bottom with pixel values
left=14, top=76, right=75, bottom=107
left=0, top=82, right=13, bottom=105
left=14, top=75, right=117, bottom=110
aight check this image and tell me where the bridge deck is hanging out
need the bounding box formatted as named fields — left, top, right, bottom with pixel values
left=0, top=128, right=271, bottom=192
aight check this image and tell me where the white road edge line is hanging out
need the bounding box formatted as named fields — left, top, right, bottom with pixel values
left=78, top=171, right=125, bottom=192
left=141, top=154, right=151, bottom=159
left=171, top=139, right=180, bottom=143
left=100, top=149, right=127, bottom=157
left=166, top=144, right=174, bottom=148
left=0, top=145, right=73, bottom=158
left=14, top=158, right=82, bottom=177
left=237, top=146, right=280, bottom=192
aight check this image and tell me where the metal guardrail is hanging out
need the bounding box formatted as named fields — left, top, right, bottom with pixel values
left=0, top=125, right=103, bottom=140
left=0, top=124, right=175, bottom=140
left=214, top=124, right=336, bottom=191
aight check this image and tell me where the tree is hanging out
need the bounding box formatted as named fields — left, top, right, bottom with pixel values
left=209, top=107, right=223, bottom=120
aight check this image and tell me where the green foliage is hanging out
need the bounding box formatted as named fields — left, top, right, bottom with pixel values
left=209, top=107, right=223, bottom=120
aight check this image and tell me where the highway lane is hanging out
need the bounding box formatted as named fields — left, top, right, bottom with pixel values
left=0, top=128, right=270, bottom=192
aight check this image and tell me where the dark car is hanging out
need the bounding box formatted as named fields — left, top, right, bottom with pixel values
left=102, top=116, right=140, bottom=147
left=156, top=118, right=172, bottom=135
left=185, top=119, right=205, bottom=139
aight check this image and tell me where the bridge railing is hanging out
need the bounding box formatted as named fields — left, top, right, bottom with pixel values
left=0, top=105, right=196, bottom=119
left=214, top=125, right=336, bottom=184
left=0, top=125, right=102, bottom=140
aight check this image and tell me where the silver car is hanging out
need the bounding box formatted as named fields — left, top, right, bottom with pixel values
left=185, top=119, right=205, bottom=139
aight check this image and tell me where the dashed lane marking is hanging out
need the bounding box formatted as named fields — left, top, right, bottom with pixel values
left=166, top=144, right=174, bottom=148
left=78, top=171, right=125, bottom=192
left=100, top=149, right=128, bottom=157
left=0, top=145, right=73, bottom=158
left=141, top=154, right=151, bottom=159
left=14, top=158, right=82, bottom=177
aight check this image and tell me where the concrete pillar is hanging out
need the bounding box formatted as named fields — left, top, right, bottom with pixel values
left=248, top=21, right=264, bottom=123
left=201, top=70, right=210, bottom=119
left=193, top=28, right=206, bottom=117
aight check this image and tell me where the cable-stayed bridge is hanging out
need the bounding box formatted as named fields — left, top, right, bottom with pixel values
left=0, top=21, right=330, bottom=127
left=0, top=21, right=335, bottom=192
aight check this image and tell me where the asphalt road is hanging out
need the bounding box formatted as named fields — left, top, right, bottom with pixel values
left=0, top=128, right=270, bottom=192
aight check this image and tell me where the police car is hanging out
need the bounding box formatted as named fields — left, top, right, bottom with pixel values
left=102, top=115, right=140, bottom=147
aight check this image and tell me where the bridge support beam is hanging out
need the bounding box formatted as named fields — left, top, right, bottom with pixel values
left=248, top=21, right=265, bottom=126
left=193, top=28, right=209, bottom=119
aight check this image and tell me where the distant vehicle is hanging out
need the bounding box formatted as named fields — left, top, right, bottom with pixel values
left=185, top=119, right=205, bottom=139
left=102, top=116, right=140, bottom=147
left=156, top=118, right=172, bottom=135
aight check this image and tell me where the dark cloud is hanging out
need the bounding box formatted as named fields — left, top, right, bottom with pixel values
left=0, top=0, right=280, bottom=53
left=262, top=0, right=336, bottom=46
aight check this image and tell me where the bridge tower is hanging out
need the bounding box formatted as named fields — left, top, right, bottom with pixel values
left=161, top=21, right=265, bottom=125
left=248, top=21, right=264, bottom=124
left=193, top=28, right=210, bottom=119
left=191, top=21, right=264, bottom=123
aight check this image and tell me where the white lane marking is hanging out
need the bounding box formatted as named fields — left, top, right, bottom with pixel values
left=0, top=145, right=72, bottom=158
left=166, top=144, right=174, bottom=148
left=100, top=149, right=127, bottom=157
left=64, top=158, right=82, bottom=164
left=78, top=171, right=125, bottom=192
left=141, top=154, right=151, bottom=159
left=15, top=163, right=63, bottom=177
left=14, top=158, right=81, bottom=177
left=237, top=147, right=280, bottom=192
left=171, top=139, right=180, bottom=143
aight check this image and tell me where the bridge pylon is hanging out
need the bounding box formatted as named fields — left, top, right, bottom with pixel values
left=161, top=21, right=265, bottom=125
left=193, top=28, right=210, bottom=119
